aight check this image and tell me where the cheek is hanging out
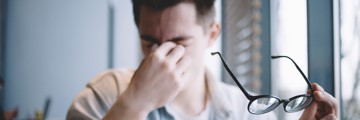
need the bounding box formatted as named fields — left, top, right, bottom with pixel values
left=184, top=40, right=207, bottom=63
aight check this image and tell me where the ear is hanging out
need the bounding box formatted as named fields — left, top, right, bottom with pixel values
left=207, top=22, right=221, bottom=48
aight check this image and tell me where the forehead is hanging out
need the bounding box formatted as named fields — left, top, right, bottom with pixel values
left=138, top=2, right=200, bottom=41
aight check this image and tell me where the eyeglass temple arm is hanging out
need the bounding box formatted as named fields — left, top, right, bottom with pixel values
left=271, top=56, right=314, bottom=91
left=211, top=52, right=252, bottom=99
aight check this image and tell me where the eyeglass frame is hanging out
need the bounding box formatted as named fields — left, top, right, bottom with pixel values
left=211, top=52, right=314, bottom=115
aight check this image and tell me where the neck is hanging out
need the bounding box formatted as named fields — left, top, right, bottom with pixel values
left=170, top=68, right=208, bottom=116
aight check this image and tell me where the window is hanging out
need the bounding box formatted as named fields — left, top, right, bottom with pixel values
left=223, top=0, right=342, bottom=119
left=271, top=0, right=308, bottom=119
left=340, top=0, right=360, bottom=119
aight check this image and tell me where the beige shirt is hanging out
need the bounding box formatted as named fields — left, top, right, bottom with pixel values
left=67, top=68, right=276, bottom=120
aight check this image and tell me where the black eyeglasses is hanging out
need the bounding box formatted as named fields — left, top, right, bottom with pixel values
left=211, top=52, right=314, bottom=115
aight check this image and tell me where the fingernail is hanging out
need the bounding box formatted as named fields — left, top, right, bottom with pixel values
left=312, top=83, right=320, bottom=88
left=151, top=44, right=158, bottom=50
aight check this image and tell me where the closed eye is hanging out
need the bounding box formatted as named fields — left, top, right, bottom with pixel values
left=140, top=35, right=160, bottom=47
left=140, top=35, right=193, bottom=47
left=170, top=37, right=193, bottom=47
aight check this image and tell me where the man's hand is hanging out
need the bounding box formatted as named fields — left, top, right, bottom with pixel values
left=300, top=83, right=339, bottom=120
left=104, top=42, right=191, bottom=119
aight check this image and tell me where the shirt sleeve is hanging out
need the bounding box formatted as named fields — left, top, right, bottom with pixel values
left=66, top=87, right=107, bottom=120
left=66, top=70, right=130, bottom=120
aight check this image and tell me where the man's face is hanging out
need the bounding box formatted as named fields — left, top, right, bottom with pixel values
left=138, top=2, right=216, bottom=82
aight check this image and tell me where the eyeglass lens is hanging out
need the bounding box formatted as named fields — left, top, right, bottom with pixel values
left=249, top=96, right=313, bottom=114
left=249, top=97, right=280, bottom=114
left=285, top=96, right=313, bottom=112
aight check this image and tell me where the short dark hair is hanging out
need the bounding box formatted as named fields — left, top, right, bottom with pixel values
left=131, top=0, right=216, bottom=28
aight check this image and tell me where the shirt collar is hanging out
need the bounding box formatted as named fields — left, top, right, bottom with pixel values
left=204, top=68, right=233, bottom=119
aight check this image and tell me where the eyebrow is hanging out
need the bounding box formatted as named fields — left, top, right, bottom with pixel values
left=140, top=35, right=193, bottom=43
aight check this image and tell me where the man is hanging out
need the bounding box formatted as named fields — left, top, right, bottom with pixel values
left=67, top=0, right=339, bottom=119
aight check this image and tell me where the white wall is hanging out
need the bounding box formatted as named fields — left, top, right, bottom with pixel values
left=3, top=0, right=108, bottom=119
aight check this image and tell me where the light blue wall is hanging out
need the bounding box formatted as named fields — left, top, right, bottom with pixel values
left=113, top=0, right=140, bottom=68
left=3, top=0, right=109, bottom=119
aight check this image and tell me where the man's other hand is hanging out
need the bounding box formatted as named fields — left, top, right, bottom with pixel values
left=300, top=83, right=339, bottom=120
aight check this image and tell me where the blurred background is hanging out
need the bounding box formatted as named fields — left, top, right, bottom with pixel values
left=0, top=0, right=358, bottom=119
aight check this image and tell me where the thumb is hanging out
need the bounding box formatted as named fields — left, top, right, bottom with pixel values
left=300, top=101, right=317, bottom=120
